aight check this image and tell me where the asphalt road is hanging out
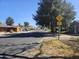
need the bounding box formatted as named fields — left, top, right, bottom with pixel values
left=0, top=32, right=57, bottom=38
left=0, top=37, right=42, bottom=45
left=0, top=32, right=77, bottom=59
left=0, top=32, right=54, bottom=59
left=0, top=37, right=43, bottom=56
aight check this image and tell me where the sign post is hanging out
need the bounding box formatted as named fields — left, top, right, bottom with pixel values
left=56, top=15, right=63, bottom=40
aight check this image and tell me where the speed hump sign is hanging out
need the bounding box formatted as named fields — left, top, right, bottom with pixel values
left=57, top=22, right=62, bottom=25
left=56, top=15, right=63, bottom=22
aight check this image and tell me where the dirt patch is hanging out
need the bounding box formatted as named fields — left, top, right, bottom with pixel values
left=39, top=39, right=74, bottom=57
left=61, top=40, right=79, bottom=56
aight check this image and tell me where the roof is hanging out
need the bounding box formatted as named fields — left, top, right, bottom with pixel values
left=72, top=20, right=79, bottom=23
left=0, top=24, right=18, bottom=28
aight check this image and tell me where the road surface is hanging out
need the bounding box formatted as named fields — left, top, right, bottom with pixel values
left=0, top=32, right=78, bottom=59
left=0, top=32, right=77, bottom=54
left=0, top=37, right=43, bottom=56
left=0, top=37, right=43, bottom=45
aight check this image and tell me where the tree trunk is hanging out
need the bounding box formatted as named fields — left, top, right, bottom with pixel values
left=50, top=16, right=56, bottom=32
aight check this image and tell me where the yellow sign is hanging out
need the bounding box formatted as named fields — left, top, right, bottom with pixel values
left=56, top=15, right=63, bottom=21
left=57, top=22, right=62, bottom=25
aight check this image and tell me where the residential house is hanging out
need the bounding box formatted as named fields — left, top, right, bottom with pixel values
left=0, top=25, right=22, bottom=33
left=69, top=21, right=79, bottom=34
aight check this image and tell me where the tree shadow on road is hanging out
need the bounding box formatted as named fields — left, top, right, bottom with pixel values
left=35, top=56, right=79, bottom=59
left=0, top=53, right=79, bottom=59
left=0, top=32, right=57, bottom=38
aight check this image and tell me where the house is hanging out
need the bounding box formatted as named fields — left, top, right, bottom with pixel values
left=0, top=25, right=22, bottom=33
left=69, top=20, right=79, bottom=34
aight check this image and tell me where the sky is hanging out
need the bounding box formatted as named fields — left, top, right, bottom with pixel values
left=68, top=0, right=79, bottom=20
left=0, top=0, right=39, bottom=26
left=0, top=0, right=79, bottom=26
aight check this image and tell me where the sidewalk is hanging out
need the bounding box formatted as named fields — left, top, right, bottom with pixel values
left=42, top=34, right=78, bottom=41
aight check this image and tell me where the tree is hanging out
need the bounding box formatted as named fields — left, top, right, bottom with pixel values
left=33, top=0, right=75, bottom=32
left=24, top=22, right=29, bottom=27
left=24, top=22, right=29, bottom=31
left=18, top=23, right=23, bottom=27
left=6, top=17, right=14, bottom=26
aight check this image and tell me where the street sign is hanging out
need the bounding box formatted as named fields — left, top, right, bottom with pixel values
left=57, top=22, right=62, bottom=25
left=56, top=15, right=63, bottom=21
left=56, top=15, right=63, bottom=40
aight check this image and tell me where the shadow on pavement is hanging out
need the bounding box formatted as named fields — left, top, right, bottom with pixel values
left=35, top=56, right=79, bottom=59
left=64, top=32, right=79, bottom=36
left=0, top=32, right=57, bottom=38
left=0, top=53, right=79, bottom=59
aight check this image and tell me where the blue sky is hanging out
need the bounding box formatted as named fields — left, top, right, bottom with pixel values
left=68, top=0, right=79, bottom=20
left=0, top=0, right=79, bottom=26
left=0, top=0, right=39, bottom=26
